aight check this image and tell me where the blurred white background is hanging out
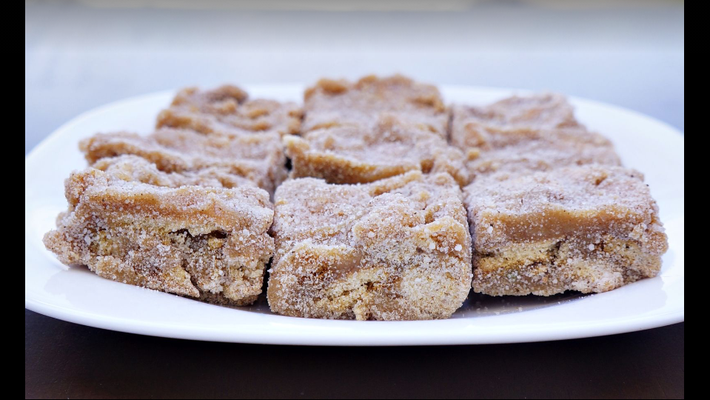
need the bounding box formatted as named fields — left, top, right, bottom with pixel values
left=25, top=0, right=684, bottom=154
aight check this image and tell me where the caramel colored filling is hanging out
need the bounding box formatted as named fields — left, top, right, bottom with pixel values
left=474, top=206, right=650, bottom=250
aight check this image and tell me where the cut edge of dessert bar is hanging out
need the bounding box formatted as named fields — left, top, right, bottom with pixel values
left=464, top=164, right=668, bottom=296
left=43, top=165, right=275, bottom=306
left=267, top=170, right=473, bottom=320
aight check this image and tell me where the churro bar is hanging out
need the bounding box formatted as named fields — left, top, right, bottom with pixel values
left=92, top=155, right=258, bottom=189
left=464, top=132, right=621, bottom=178
left=80, top=128, right=287, bottom=195
left=452, top=93, right=621, bottom=180
left=43, top=164, right=275, bottom=305
left=157, top=85, right=302, bottom=137
left=303, top=74, right=449, bottom=137
left=284, top=115, right=471, bottom=186
left=267, top=171, right=472, bottom=320
left=464, top=165, right=668, bottom=296
left=451, top=93, right=585, bottom=150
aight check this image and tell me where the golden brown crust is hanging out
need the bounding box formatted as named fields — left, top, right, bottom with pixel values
left=267, top=171, right=472, bottom=320
left=464, top=165, right=668, bottom=296
left=43, top=166, right=275, bottom=305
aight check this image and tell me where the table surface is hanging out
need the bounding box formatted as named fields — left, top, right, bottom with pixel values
left=25, top=0, right=684, bottom=398
left=25, top=310, right=684, bottom=398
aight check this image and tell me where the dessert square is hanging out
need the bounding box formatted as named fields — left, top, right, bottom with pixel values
left=267, top=171, right=472, bottom=320
left=79, top=128, right=287, bottom=195
left=451, top=93, right=621, bottom=180
left=463, top=132, right=621, bottom=178
left=450, top=93, right=585, bottom=150
left=43, top=163, right=275, bottom=305
left=157, top=85, right=302, bottom=137
left=284, top=115, right=471, bottom=186
left=303, top=74, right=449, bottom=138
left=464, top=165, right=668, bottom=296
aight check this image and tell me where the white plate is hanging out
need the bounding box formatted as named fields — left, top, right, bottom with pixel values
left=25, top=84, right=684, bottom=346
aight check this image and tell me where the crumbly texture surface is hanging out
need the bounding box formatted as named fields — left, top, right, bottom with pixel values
left=463, top=132, right=621, bottom=178
left=451, top=93, right=621, bottom=180
left=267, top=171, right=473, bottom=320
left=157, top=85, right=302, bottom=137
left=80, top=128, right=287, bottom=195
left=303, top=74, right=449, bottom=137
left=285, top=115, right=471, bottom=186
left=43, top=166, right=275, bottom=305
left=450, top=93, right=585, bottom=150
left=92, top=155, right=258, bottom=189
left=464, top=165, right=668, bottom=296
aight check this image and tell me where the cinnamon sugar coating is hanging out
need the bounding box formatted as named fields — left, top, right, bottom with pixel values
left=43, top=165, right=275, bottom=305
left=80, top=128, right=287, bottom=195
left=451, top=93, right=584, bottom=150
left=303, top=74, right=449, bottom=137
left=285, top=115, right=471, bottom=186
left=267, top=171, right=472, bottom=320
left=93, top=155, right=258, bottom=189
left=463, top=132, right=621, bottom=177
left=464, top=165, right=668, bottom=296
left=157, top=85, right=302, bottom=136
left=452, top=93, right=621, bottom=179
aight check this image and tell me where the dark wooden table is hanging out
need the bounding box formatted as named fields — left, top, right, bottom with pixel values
left=25, top=309, right=683, bottom=398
